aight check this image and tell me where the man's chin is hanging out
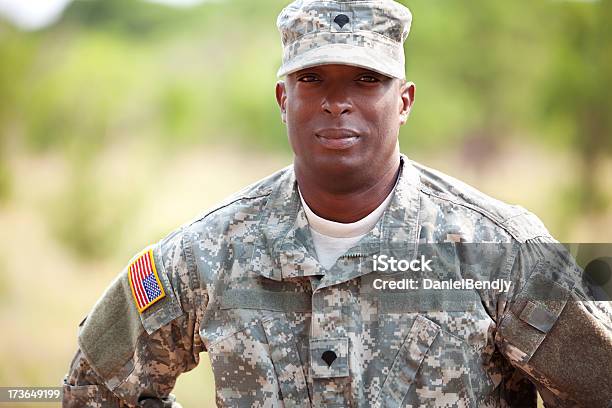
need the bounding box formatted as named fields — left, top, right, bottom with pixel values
left=300, top=154, right=370, bottom=181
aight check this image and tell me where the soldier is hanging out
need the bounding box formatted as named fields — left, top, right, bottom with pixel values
left=62, top=0, right=612, bottom=407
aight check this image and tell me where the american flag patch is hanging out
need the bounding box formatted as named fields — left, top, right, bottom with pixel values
left=127, top=249, right=166, bottom=313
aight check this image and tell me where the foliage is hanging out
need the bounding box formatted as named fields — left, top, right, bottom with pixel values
left=540, top=0, right=612, bottom=212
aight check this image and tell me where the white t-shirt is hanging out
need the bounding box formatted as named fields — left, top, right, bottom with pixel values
left=298, top=187, right=395, bottom=269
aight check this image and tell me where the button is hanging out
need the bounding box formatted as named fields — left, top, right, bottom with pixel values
left=321, top=350, right=337, bottom=367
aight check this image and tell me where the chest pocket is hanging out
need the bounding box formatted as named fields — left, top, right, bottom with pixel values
left=376, top=315, right=440, bottom=408
left=206, top=310, right=311, bottom=408
left=374, top=312, right=495, bottom=408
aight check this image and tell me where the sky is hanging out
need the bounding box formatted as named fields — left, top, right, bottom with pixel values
left=0, top=0, right=208, bottom=31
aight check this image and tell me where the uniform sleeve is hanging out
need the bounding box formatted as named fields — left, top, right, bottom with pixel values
left=62, top=230, right=207, bottom=408
left=495, top=237, right=612, bottom=407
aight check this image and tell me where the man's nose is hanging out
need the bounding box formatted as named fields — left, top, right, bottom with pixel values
left=321, top=88, right=353, bottom=117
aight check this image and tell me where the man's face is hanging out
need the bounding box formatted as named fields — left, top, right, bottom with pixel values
left=276, top=64, right=415, bottom=185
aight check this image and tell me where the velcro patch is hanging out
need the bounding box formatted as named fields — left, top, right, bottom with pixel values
left=127, top=249, right=165, bottom=313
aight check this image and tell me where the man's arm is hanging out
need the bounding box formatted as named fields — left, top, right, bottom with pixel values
left=62, top=230, right=207, bottom=408
left=496, top=238, right=612, bottom=407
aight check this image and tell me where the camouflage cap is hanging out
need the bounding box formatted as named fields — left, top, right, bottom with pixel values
left=276, top=0, right=412, bottom=79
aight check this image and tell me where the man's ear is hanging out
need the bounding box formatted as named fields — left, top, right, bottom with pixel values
left=399, top=81, right=415, bottom=125
left=275, top=81, right=287, bottom=124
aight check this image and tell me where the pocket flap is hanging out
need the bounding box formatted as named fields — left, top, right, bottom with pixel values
left=220, top=290, right=311, bottom=312
left=262, top=315, right=311, bottom=407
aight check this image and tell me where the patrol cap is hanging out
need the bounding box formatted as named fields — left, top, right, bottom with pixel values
left=276, top=0, right=412, bottom=79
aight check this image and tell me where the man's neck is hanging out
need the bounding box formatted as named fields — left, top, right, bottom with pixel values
left=295, top=156, right=401, bottom=223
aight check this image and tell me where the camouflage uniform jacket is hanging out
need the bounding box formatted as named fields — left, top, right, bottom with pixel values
left=63, top=155, right=612, bottom=407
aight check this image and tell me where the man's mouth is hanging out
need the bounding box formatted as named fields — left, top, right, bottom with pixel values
left=315, top=128, right=360, bottom=150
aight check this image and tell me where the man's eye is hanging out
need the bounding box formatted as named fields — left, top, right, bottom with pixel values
left=298, top=75, right=319, bottom=82
left=358, top=75, right=379, bottom=83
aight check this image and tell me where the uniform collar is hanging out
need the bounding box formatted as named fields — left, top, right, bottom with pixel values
left=257, top=154, right=422, bottom=284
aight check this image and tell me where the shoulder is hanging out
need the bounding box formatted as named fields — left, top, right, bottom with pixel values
left=152, top=164, right=291, bottom=252
left=410, top=159, right=552, bottom=243
left=153, top=163, right=293, bottom=276
left=181, top=164, right=291, bottom=232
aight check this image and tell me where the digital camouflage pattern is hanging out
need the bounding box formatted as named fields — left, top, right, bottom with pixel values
left=276, top=0, right=412, bottom=79
left=63, top=156, right=612, bottom=407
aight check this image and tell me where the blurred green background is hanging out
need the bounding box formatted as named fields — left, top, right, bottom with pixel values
left=0, top=0, right=610, bottom=406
